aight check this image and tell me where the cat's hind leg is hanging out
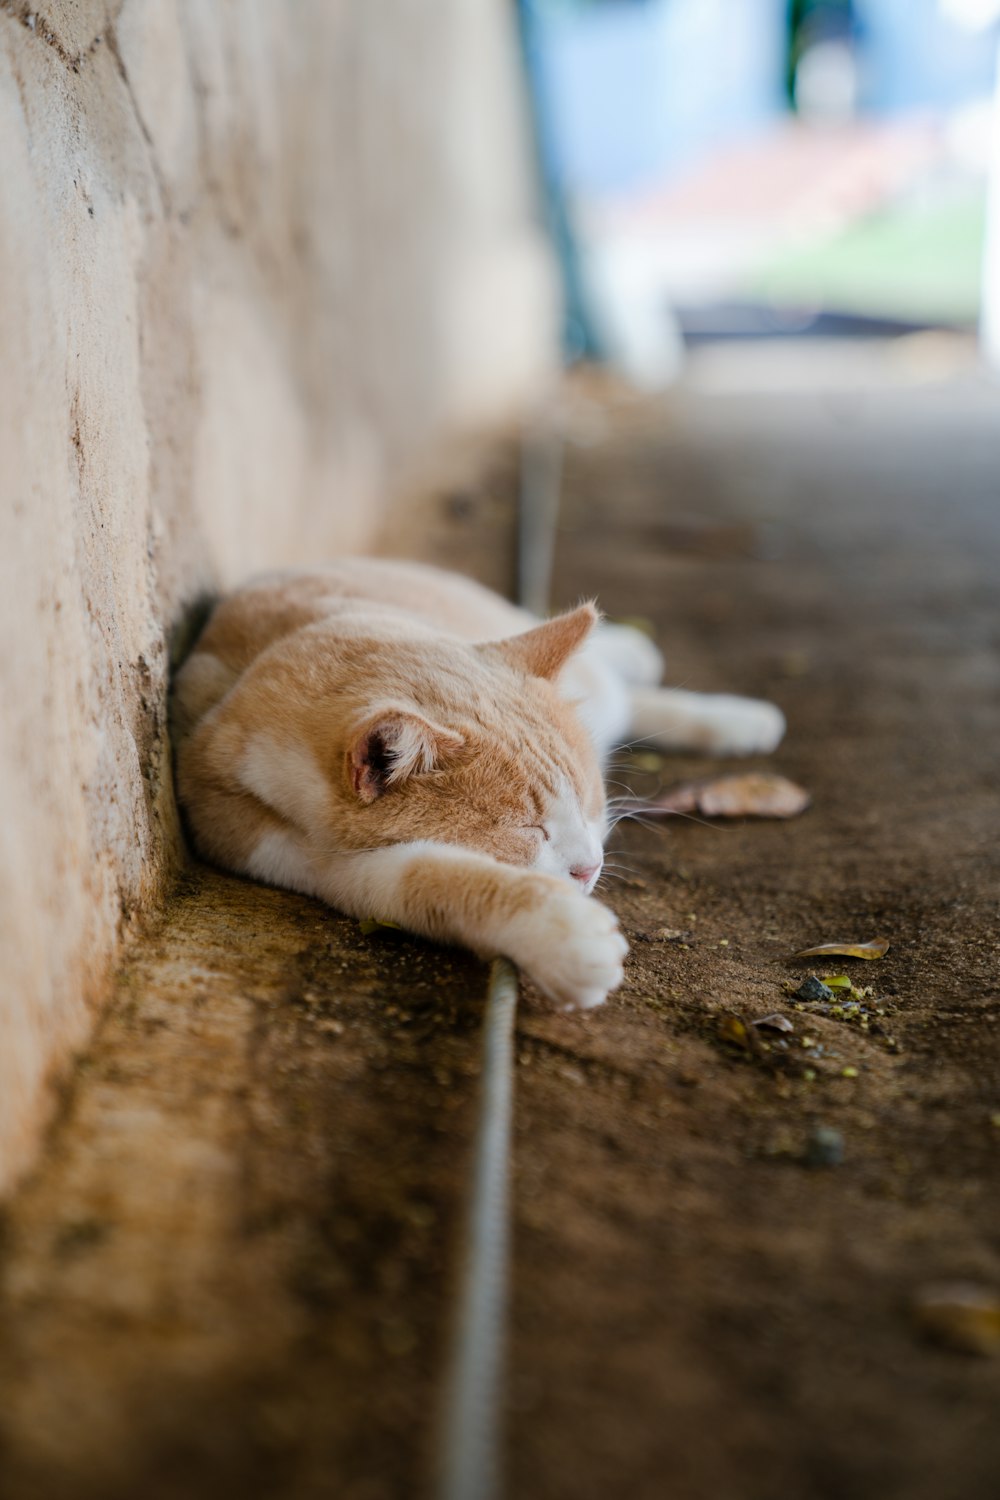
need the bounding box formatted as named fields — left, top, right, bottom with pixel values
left=562, top=622, right=666, bottom=762
left=562, top=621, right=784, bottom=759
left=628, top=686, right=786, bottom=757
left=589, top=620, right=665, bottom=687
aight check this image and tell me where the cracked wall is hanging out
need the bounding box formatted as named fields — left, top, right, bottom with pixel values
left=0, top=0, right=557, bottom=1191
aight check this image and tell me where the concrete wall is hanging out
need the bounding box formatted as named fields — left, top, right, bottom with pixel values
left=0, top=0, right=557, bottom=1191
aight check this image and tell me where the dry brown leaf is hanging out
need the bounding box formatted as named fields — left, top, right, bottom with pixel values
left=698, top=774, right=811, bottom=819
left=913, top=1283, right=1000, bottom=1356
left=793, top=939, right=891, bottom=961
left=751, top=1013, right=794, bottom=1033
left=717, top=1013, right=752, bottom=1050
left=636, top=773, right=810, bottom=820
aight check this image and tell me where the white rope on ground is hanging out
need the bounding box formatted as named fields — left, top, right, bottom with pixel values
left=517, top=415, right=564, bottom=620
left=438, top=957, right=519, bottom=1500
left=438, top=399, right=564, bottom=1499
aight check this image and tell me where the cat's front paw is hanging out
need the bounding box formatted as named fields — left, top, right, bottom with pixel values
left=506, top=888, right=628, bottom=1011
left=697, top=695, right=786, bottom=756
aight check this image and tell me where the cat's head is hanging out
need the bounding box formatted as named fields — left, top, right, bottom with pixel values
left=330, top=605, right=607, bottom=892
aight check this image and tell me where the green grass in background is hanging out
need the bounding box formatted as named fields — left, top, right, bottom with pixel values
left=745, top=186, right=986, bottom=325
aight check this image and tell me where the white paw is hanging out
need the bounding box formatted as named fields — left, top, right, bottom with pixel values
left=696, top=695, right=786, bottom=756
left=505, top=887, right=628, bottom=1011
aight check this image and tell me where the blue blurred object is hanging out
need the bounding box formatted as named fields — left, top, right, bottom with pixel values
left=529, top=0, right=788, bottom=198
left=516, top=0, right=606, bottom=357
left=857, top=0, right=997, bottom=113
left=526, top=0, right=998, bottom=205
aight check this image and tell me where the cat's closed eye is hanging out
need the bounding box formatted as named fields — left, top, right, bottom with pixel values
left=525, top=824, right=550, bottom=842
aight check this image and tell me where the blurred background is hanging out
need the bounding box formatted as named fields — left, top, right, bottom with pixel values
left=518, top=0, right=1000, bottom=381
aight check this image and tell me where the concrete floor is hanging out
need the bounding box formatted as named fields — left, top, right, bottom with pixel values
left=1, top=343, right=999, bottom=1500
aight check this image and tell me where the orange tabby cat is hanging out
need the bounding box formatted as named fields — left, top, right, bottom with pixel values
left=173, top=560, right=783, bottom=1009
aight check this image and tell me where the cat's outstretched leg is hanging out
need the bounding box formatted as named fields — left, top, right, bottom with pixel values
left=247, top=831, right=627, bottom=1011
left=566, top=623, right=784, bottom=759
left=589, top=621, right=665, bottom=688
left=562, top=623, right=666, bottom=761
left=629, top=686, right=786, bottom=756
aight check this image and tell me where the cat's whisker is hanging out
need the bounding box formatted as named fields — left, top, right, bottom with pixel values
left=604, top=808, right=658, bottom=833
left=604, top=810, right=641, bottom=829
left=609, top=806, right=736, bottom=835
left=604, top=781, right=642, bottom=799
left=605, top=792, right=653, bottom=809
left=599, top=858, right=644, bottom=876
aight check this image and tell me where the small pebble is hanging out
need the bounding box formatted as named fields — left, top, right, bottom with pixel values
left=796, top=976, right=834, bottom=1003
left=805, top=1124, right=845, bottom=1168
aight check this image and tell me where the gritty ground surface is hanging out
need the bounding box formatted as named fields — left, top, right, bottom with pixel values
left=2, top=346, right=1000, bottom=1500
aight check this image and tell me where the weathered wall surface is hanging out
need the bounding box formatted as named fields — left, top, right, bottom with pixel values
left=0, top=0, right=557, bottom=1191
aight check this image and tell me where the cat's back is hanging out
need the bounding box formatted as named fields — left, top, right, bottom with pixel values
left=172, top=559, right=532, bottom=743
left=305, top=559, right=529, bottom=640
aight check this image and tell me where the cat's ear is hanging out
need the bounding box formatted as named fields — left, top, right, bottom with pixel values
left=348, top=709, right=465, bottom=804
left=486, top=603, right=598, bottom=681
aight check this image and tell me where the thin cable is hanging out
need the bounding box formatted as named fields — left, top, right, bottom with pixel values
left=438, top=378, right=561, bottom=1496
left=438, top=957, right=519, bottom=1500
left=517, top=419, right=563, bottom=620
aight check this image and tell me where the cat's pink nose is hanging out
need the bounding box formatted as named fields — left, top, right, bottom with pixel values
left=570, top=863, right=600, bottom=887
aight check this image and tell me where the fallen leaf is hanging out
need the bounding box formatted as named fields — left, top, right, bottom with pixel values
left=751, top=1013, right=794, bottom=1033
left=642, top=782, right=699, bottom=814
left=717, top=1013, right=752, bottom=1050
left=653, top=927, right=694, bottom=944
left=698, top=774, right=811, bottom=818
left=632, top=773, right=810, bottom=820
left=793, top=939, right=890, bottom=960
left=359, top=917, right=402, bottom=936
left=780, top=649, right=810, bottom=678
left=629, top=751, right=666, bottom=773
left=913, top=1283, right=1000, bottom=1356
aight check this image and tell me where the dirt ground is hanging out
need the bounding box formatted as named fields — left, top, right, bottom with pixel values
left=2, top=343, right=999, bottom=1500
